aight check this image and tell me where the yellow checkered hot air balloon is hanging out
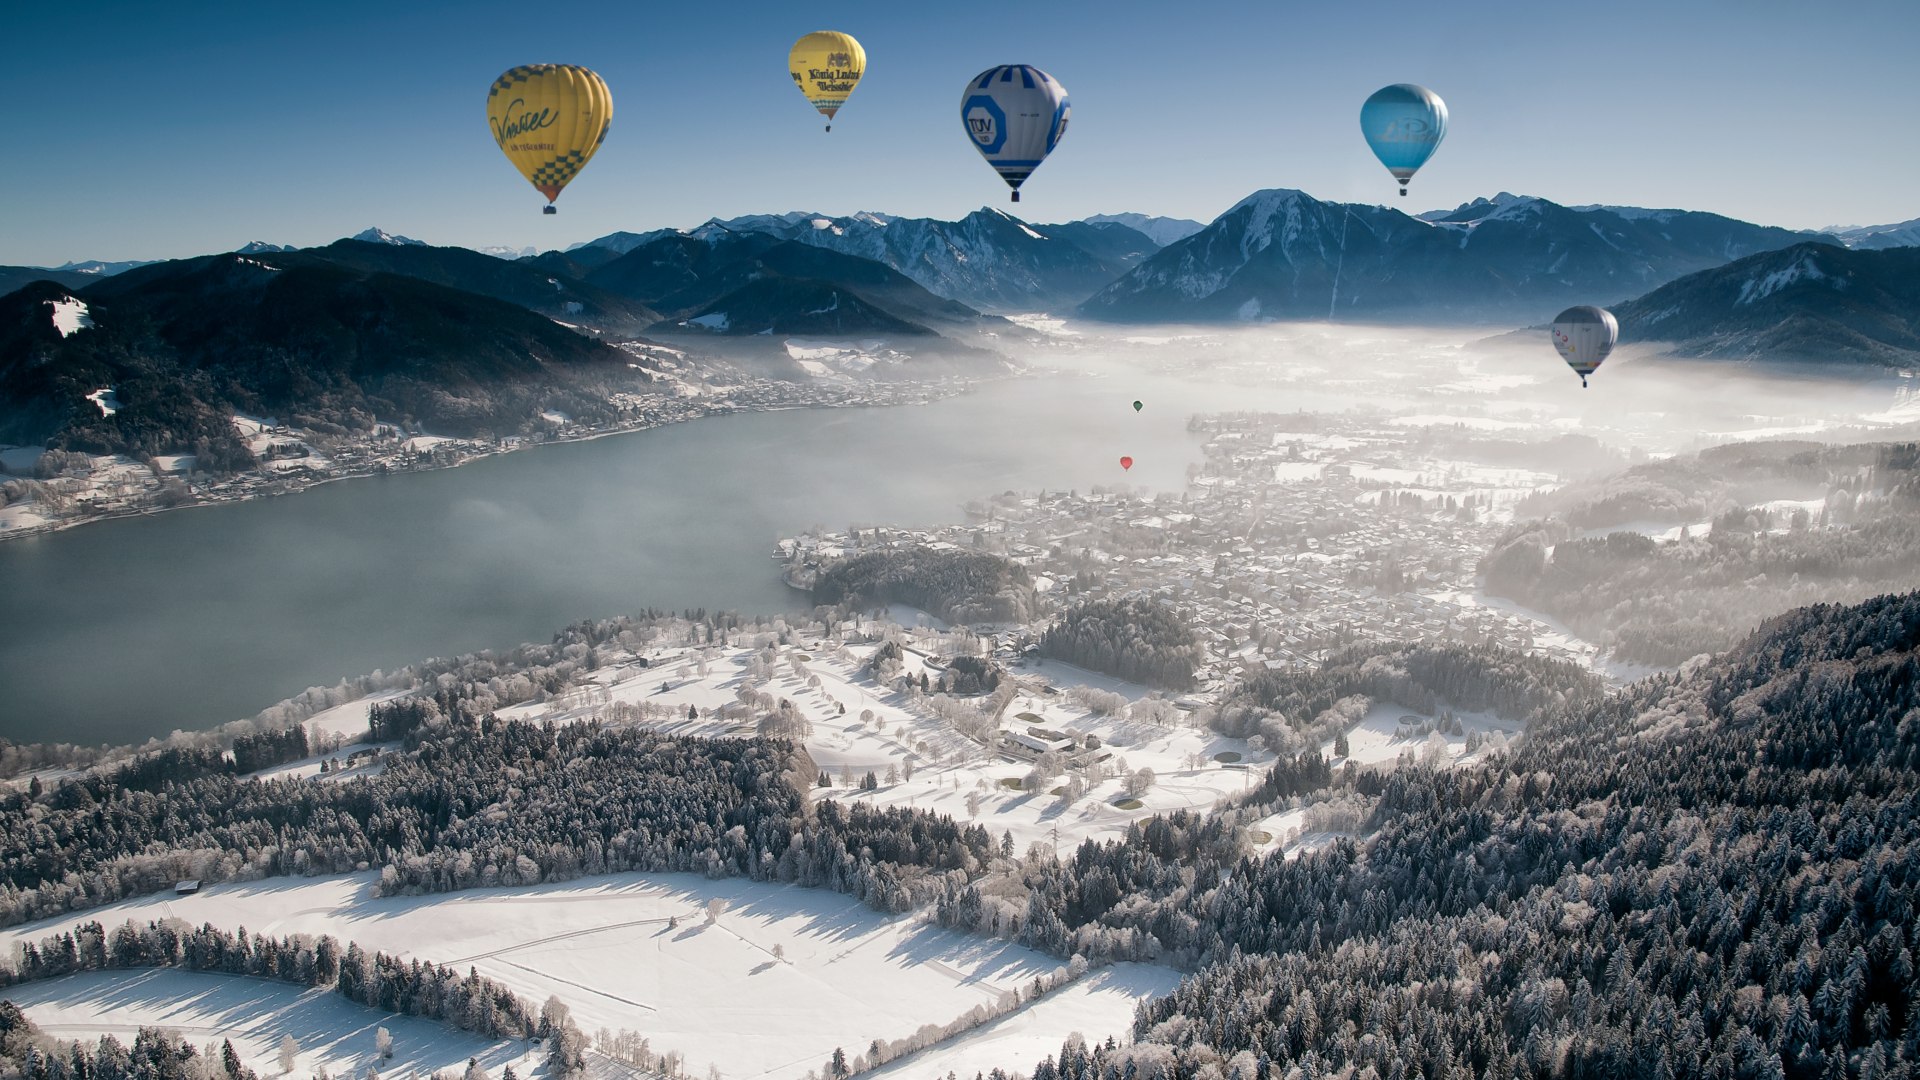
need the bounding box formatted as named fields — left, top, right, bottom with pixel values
left=486, top=64, right=612, bottom=214
left=789, top=31, right=866, bottom=132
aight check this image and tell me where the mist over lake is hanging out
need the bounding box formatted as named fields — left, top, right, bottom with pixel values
left=2, top=323, right=1911, bottom=745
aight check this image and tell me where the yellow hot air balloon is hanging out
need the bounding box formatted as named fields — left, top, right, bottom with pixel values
left=486, top=64, right=612, bottom=214
left=788, top=31, right=865, bottom=132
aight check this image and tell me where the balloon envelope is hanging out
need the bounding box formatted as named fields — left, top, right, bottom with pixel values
left=1119, top=456, right=1133, bottom=471
left=961, top=65, right=1070, bottom=202
left=1132, top=400, right=1143, bottom=412
left=1360, top=84, right=1446, bottom=193
left=487, top=64, right=612, bottom=208
left=1550, top=306, right=1619, bottom=387
left=789, top=31, right=865, bottom=128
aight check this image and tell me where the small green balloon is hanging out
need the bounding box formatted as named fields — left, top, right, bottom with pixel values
left=1132, top=400, right=1143, bottom=412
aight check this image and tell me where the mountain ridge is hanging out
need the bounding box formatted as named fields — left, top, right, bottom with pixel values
left=1614, top=240, right=1920, bottom=366
left=1081, top=189, right=1828, bottom=323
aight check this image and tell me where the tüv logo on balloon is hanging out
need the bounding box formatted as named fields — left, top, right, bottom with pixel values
left=967, top=114, right=996, bottom=143
left=1378, top=119, right=1438, bottom=143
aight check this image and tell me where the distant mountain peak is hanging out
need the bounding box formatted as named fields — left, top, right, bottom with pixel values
left=1227, top=188, right=1315, bottom=214
left=1082, top=213, right=1206, bottom=247
left=348, top=227, right=425, bottom=246
left=1421, top=192, right=1548, bottom=226
left=1828, top=216, right=1920, bottom=250
left=236, top=241, right=295, bottom=254
left=49, top=258, right=157, bottom=277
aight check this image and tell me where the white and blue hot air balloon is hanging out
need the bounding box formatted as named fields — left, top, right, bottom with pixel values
left=1360, top=83, right=1447, bottom=196
left=1550, top=305, right=1619, bottom=388
left=961, top=65, right=1070, bottom=203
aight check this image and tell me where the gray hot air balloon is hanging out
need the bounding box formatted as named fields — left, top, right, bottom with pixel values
left=1550, top=306, right=1618, bottom=388
left=960, top=65, right=1070, bottom=203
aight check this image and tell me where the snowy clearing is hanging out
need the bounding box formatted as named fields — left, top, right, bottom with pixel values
left=47, top=297, right=93, bottom=337
left=0, top=873, right=1175, bottom=1080
left=7, top=969, right=531, bottom=1079
left=863, top=964, right=1181, bottom=1080
left=85, top=387, right=120, bottom=417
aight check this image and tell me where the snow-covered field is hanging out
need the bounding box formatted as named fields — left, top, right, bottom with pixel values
left=1333, top=701, right=1515, bottom=768
left=863, top=964, right=1181, bottom=1080
left=495, top=640, right=1266, bottom=855
left=0, top=873, right=1174, bottom=1080
left=7, top=969, right=531, bottom=1079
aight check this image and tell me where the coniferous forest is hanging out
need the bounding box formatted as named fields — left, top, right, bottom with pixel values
left=810, top=546, right=1037, bottom=625
left=3, top=594, right=1920, bottom=1078
left=1040, top=597, right=1204, bottom=690
left=987, top=592, right=1920, bottom=1079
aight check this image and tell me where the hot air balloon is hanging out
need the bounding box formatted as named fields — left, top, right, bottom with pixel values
left=961, top=65, right=1070, bottom=203
left=789, top=31, right=866, bottom=132
left=1119, top=456, right=1134, bottom=471
left=1360, top=84, right=1446, bottom=197
left=487, top=64, right=613, bottom=214
left=1550, top=306, right=1618, bottom=388
left=1132, top=400, right=1143, bottom=413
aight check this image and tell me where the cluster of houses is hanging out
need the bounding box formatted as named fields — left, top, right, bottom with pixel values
left=779, top=411, right=1586, bottom=702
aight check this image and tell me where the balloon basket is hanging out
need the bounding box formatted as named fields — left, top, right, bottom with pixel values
left=1011, top=191, right=1020, bottom=203
left=543, top=205, right=557, bottom=215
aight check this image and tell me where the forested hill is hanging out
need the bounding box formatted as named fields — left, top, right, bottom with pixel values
left=1614, top=242, right=1920, bottom=367
left=1011, top=590, right=1920, bottom=1079
left=0, top=254, right=644, bottom=466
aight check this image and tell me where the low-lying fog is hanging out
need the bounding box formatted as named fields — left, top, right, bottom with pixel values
left=1, top=320, right=1913, bottom=745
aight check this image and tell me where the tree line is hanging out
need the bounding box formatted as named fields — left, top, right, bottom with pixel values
left=0, top=917, right=585, bottom=1078
left=0, top=711, right=1002, bottom=929
left=1040, top=597, right=1202, bottom=690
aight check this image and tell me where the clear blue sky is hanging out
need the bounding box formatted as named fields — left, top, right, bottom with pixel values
left=5, top=0, right=1915, bottom=266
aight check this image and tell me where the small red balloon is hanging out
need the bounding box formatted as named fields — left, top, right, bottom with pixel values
left=1119, top=456, right=1134, bottom=471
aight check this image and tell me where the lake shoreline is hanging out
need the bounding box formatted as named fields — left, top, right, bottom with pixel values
left=0, top=376, right=985, bottom=545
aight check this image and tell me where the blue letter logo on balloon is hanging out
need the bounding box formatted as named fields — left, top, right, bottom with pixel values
left=963, top=95, right=1007, bottom=154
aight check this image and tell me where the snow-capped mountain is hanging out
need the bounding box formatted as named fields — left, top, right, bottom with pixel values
left=1612, top=241, right=1920, bottom=366
left=236, top=241, right=296, bottom=254
left=473, top=244, right=539, bottom=259
left=347, top=227, right=426, bottom=247
left=704, top=208, right=1156, bottom=312
left=1825, top=217, right=1920, bottom=250
left=1083, top=213, right=1206, bottom=247
left=54, top=258, right=156, bottom=277
left=579, top=229, right=986, bottom=338
left=562, top=209, right=1160, bottom=312
left=1081, top=189, right=1822, bottom=323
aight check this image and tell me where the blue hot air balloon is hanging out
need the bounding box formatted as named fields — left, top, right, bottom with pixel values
left=1360, top=84, right=1447, bottom=196
left=961, top=65, right=1070, bottom=203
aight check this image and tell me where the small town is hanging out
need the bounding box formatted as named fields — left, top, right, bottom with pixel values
left=778, top=409, right=1602, bottom=697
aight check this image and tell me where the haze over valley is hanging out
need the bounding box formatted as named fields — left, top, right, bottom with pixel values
left=6, top=4, right=1920, bottom=1079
